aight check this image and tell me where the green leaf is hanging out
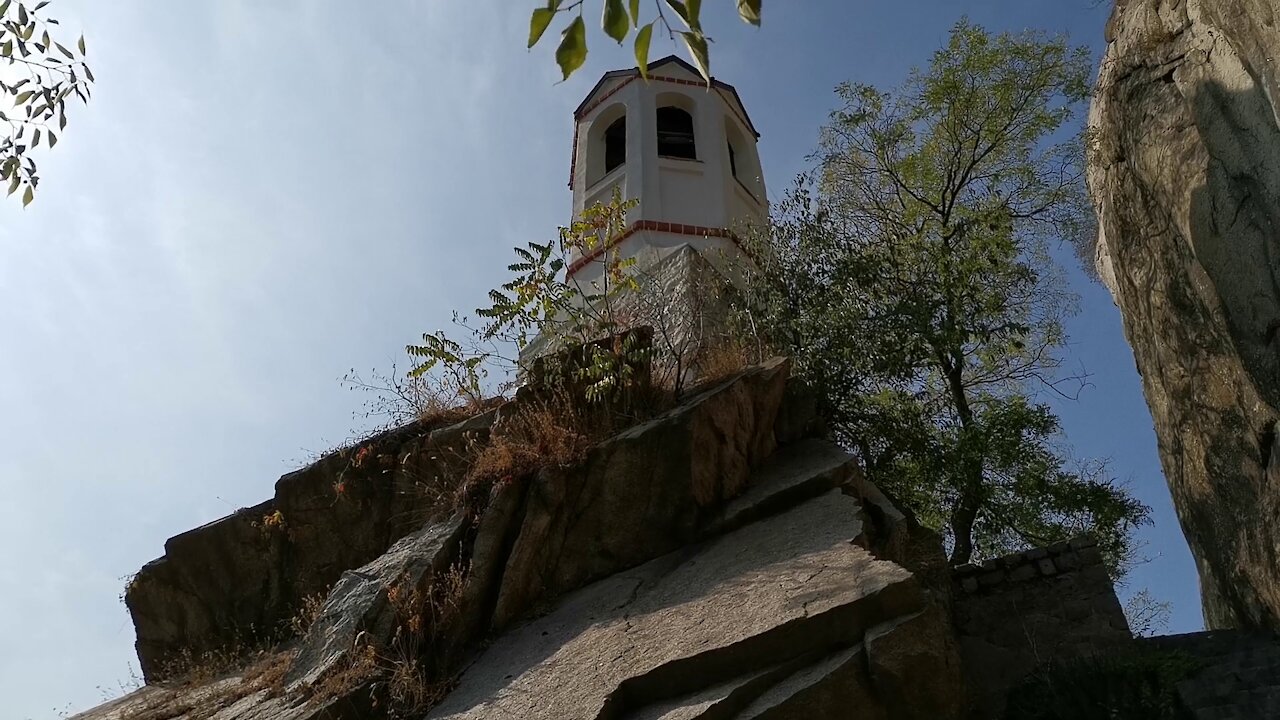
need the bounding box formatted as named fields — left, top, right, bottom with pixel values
left=628, top=0, right=640, bottom=26
left=686, top=0, right=702, bottom=30
left=528, top=7, right=555, bottom=48
left=0, top=1, right=11, bottom=15
left=634, top=22, right=653, bottom=79
left=736, top=0, right=761, bottom=25
left=14, top=89, right=31, bottom=105
left=680, top=31, right=710, bottom=83
left=7, top=173, right=19, bottom=196
left=664, top=0, right=689, bottom=26
left=30, top=127, right=37, bottom=146
left=76, top=33, right=84, bottom=55
left=602, top=0, right=628, bottom=44
left=21, top=183, right=31, bottom=206
left=555, top=16, right=586, bottom=80
left=46, top=130, right=54, bottom=147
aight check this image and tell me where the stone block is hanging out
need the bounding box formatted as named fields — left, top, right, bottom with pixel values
left=1056, top=551, right=1082, bottom=572
left=1008, top=564, right=1038, bottom=583
left=1069, top=535, right=1098, bottom=550
left=1078, top=546, right=1104, bottom=567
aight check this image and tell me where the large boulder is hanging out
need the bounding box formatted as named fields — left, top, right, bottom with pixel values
left=125, top=409, right=496, bottom=680
left=283, top=514, right=467, bottom=689
left=1091, top=0, right=1280, bottom=629
left=490, top=357, right=791, bottom=628
left=75, top=359, right=974, bottom=720
left=427, top=491, right=963, bottom=720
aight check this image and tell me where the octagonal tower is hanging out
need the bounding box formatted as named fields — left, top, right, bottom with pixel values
left=566, top=55, right=767, bottom=287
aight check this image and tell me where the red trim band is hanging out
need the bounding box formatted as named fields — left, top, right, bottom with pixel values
left=565, top=220, right=744, bottom=277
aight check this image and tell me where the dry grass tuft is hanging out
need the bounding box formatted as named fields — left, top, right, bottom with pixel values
left=457, top=392, right=610, bottom=512
left=692, top=339, right=755, bottom=388
left=125, top=647, right=296, bottom=720
left=287, top=592, right=328, bottom=638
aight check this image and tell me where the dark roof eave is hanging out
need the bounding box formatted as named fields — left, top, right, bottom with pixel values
left=572, top=55, right=760, bottom=139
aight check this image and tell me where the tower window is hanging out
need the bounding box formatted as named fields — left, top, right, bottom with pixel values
left=727, top=140, right=738, bottom=178
left=603, top=116, right=626, bottom=174
left=656, top=106, right=696, bottom=160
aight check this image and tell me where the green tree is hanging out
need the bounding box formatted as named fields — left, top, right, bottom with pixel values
left=737, top=20, right=1148, bottom=568
left=407, top=190, right=648, bottom=402
left=0, top=0, right=93, bottom=206
left=526, top=0, right=761, bottom=81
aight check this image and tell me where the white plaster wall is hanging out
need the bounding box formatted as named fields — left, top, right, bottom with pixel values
left=569, top=62, right=768, bottom=271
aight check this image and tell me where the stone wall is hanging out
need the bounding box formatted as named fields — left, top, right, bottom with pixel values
left=951, top=537, right=1132, bottom=716
left=1142, top=630, right=1280, bottom=718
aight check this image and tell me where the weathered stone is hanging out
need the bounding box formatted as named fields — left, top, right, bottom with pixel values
left=978, top=571, right=1004, bottom=587
left=735, top=646, right=883, bottom=720
left=450, top=478, right=528, bottom=645
left=427, top=491, right=925, bottom=720
left=1069, top=535, right=1098, bottom=550
left=954, top=543, right=1131, bottom=717
left=1008, top=564, right=1038, bottom=583
left=489, top=357, right=791, bottom=629
left=66, top=660, right=346, bottom=720
left=773, top=377, right=824, bottom=445
left=1091, top=0, right=1280, bottom=630
left=864, top=606, right=966, bottom=720
left=284, top=514, right=466, bottom=689
left=125, top=410, right=496, bottom=680
left=703, top=437, right=856, bottom=537
left=622, top=656, right=812, bottom=720
left=1055, top=551, right=1081, bottom=572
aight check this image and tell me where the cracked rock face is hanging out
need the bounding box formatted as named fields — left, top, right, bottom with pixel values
left=1091, top=0, right=1280, bottom=628
left=72, top=360, right=966, bottom=720
left=427, top=491, right=959, bottom=720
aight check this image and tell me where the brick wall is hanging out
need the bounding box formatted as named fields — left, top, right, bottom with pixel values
left=951, top=537, right=1132, bottom=716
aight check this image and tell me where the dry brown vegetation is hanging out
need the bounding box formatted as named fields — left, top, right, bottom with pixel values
left=121, top=337, right=765, bottom=720
left=124, top=647, right=295, bottom=720
left=301, top=563, right=470, bottom=719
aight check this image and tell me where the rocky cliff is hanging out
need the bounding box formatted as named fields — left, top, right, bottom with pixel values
left=72, top=355, right=1146, bottom=719
left=1090, top=0, right=1280, bottom=630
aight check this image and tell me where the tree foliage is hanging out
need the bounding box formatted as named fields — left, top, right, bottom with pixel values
left=0, top=0, right=92, bottom=206
left=407, top=190, right=649, bottom=403
left=527, top=0, right=761, bottom=82
left=737, top=20, right=1148, bottom=569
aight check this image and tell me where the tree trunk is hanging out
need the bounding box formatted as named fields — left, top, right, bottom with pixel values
left=942, top=357, right=982, bottom=566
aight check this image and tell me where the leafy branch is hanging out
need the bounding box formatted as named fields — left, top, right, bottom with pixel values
left=0, top=0, right=92, bottom=206
left=407, top=190, right=648, bottom=404
left=527, top=0, right=762, bottom=82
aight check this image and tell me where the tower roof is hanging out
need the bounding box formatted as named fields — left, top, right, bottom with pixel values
left=574, top=55, right=760, bottom=139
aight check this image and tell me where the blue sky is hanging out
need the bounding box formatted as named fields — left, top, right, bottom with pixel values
left=0, top=2, right=1198, bottom=718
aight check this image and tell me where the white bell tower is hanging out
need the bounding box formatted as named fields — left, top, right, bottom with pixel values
left=566, top=56, right=767, bottom=287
